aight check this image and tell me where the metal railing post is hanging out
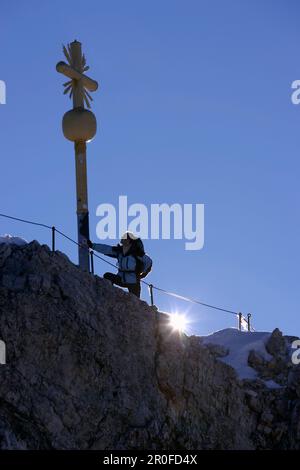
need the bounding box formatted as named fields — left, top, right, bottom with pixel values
left=238, top=312, right=242, bottom=331
left=149, top=284, right=154, bottom=307
left=247, top=313, right=251, bottom=332
left=52, top=226, right=55, bottom=252
left=90, top=250, right=94, bottom=274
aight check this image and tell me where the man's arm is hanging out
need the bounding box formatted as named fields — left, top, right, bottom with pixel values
left=89, top=241, right=120, bottom=258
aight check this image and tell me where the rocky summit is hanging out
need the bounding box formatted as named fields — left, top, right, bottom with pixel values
left=0, top=241, right=299, bottom=450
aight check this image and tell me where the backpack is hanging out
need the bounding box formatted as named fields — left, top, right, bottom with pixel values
left=132, top=237, right=145, bottom=256
left=130, top=238, right=152, bottom=279
left=136, top=254, right=152, bottom=279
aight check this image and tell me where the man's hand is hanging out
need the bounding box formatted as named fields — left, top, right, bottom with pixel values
left=87, top=239, right=93, bottom=249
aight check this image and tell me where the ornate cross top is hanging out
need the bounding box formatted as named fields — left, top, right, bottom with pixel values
left=56, top=40, right=98, bottom=109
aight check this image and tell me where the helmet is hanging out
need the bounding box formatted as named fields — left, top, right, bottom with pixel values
left=120, top=231, right=137, bottom=245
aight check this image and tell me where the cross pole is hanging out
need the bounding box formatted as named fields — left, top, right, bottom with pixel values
left=56, top=40, right=98, bottom=271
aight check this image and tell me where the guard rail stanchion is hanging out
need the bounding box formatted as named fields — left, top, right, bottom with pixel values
left=238, top=312, right=242, bottom=331
left=149, top=284, right=154, bottom=307
left=90, top=250, right=94, bottom=275
left=52, top=226, right=55, bottom=252
left=247, top=313, right=251, bottom=332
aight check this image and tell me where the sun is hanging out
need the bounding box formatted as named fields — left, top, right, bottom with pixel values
left=169, top=313, right=188, bottom=333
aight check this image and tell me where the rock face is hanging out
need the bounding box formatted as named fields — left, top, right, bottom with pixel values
left=0, top=241, right=299, bottom=450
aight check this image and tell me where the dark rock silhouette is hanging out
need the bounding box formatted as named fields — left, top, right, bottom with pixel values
left=0, top=241, right=299, bottom=449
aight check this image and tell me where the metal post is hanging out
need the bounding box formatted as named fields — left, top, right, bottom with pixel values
left=75, top=140, right=90, bottom=272
left=57, top=40, right=98, bottom=274
left=238, top=312, right=242, bottom=331
left=70, top=42, right=89, bottom=272
left=90, top=250, right=94, bottom=274
left=52, top=226, right=55, bottom=252
left=247, top=313, right=251, bottom=332
left=149, top=284, right=154, bottom=307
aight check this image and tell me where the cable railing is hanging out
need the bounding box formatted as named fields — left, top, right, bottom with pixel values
left=0, top=212, right=254, bottom=332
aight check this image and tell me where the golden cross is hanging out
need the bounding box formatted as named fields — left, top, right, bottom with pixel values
left=56, top=40, right=98, bottom=109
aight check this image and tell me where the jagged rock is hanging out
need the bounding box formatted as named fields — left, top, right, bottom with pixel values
left=266, top=328, right=287, bottom=359
left=260, top=411, right=274, bottom=425
left=273, top=423, right=288, bottom=443
left=248, top=350, right=266, bottom=368
left=288, top=365, right=300, bottom=398
left=263, top=426, right=272, bottom=435
left=245, top=390, right=262, bottom=414
left=248, top=334, right=290, bottom=386
left=202, top=342, right=229, bottom=358
left=0, top=245, right=12, bottom=268
left=0, top=242, right=299, bottom=449
left=27, top=274, right=42, bottom=292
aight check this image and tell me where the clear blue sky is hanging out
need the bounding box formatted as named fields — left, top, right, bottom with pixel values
left=0, top=0, right=299, bottom=336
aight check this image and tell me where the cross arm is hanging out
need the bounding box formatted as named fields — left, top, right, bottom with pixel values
left=56, top=61, right=98, bottom=92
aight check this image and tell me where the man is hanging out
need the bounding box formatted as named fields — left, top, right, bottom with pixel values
left=87, top=232, right=152, bottom=298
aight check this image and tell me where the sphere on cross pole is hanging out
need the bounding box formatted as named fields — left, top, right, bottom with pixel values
left=62, top=107, right=97, bottom=142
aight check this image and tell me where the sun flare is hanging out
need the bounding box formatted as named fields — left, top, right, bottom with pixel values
left=169, top=313, right=188, bottom=333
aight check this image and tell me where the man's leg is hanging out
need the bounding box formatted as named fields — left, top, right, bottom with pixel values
left=104, top=273, right=141, bottom=298
left=127, top=283, right=141, bottom=298
left=103, top=272, right=123, bottom=286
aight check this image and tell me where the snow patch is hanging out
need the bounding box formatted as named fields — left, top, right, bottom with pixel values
left=201, top=328, right=272, bottom=381
left=0, top=234, right=27, bottom=246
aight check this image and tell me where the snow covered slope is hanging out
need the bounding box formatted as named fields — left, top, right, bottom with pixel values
left=201, top=328, right=273, bottom=380
left=0, top=234, right=27, bottom=245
